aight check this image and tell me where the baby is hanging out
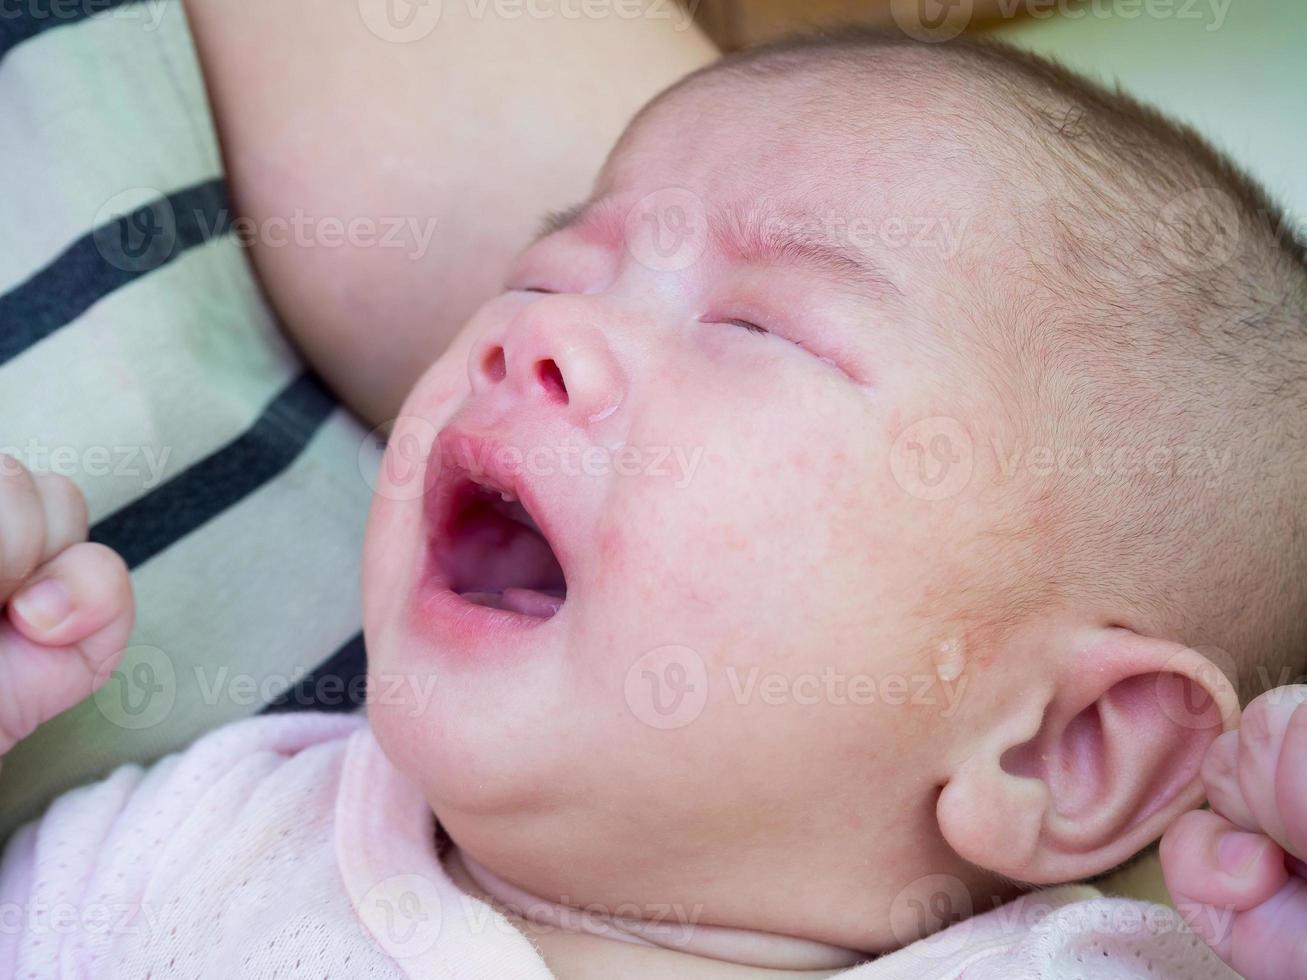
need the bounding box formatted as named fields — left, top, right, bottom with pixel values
left=3, top=29, right=1307, bottom=980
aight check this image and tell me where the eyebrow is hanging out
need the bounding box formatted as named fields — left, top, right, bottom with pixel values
left=533, top=198, right=626, bottom=245
left=715, top=206, right=902, bottom=299
left=533, top=198, right=901, bottom=299
left=534, top=203, right=587, bottom=241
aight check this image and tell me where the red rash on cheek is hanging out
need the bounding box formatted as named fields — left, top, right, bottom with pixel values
left=597, top=521, right=627, bottom=568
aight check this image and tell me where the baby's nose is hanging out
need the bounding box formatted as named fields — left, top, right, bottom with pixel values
left=470, top=297, right=625, bottom=425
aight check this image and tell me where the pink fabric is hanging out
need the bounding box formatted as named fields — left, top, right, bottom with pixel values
left=0, top=715, right=1236, bottom=978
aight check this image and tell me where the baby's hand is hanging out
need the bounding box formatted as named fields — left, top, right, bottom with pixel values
left=1161, top=687, right=1307, bottom=979
left=0, top=455, right=133, bottom=759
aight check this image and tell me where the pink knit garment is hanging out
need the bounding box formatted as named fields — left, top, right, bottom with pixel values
left=0, top=715, right=1237, bottom=978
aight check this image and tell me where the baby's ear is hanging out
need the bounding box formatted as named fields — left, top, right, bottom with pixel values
left=936, top=628, right=1240, bottom=884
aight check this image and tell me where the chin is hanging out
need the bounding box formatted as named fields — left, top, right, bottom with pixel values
left=364, top=661, right=565, bottom=822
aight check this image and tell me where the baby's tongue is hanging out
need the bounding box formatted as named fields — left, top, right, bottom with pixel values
left=501, top=587, right=564, bottom=618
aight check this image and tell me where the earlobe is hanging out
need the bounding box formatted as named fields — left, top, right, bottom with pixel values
left=936, top=687, right=1053, bottom=883
left=937, top=628, right=1240, bottom=885
left=937, top=752, right=1048, bottom=884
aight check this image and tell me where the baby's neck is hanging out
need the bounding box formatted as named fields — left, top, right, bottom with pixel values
left=444, top=848, right=860, bottom=980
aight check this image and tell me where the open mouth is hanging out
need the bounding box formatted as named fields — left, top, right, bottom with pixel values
left=429, top=474, right=567, bottom=621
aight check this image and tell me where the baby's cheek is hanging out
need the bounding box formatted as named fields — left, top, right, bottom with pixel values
left=393, top=294, right=515, bottom=424
left=397, top=352, right=468, bottom=427
left=594, top=502, right=715, bottom=606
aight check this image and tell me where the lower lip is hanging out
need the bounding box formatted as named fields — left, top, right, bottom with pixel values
left=406, top=570, right=559, bottom=652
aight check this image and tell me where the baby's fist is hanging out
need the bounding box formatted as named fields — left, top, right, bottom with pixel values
left=0, top=455, right=133, bottom=756
left=1161, top=687, right=1307, bottom=980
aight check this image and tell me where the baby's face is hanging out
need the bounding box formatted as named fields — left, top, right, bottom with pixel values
left=363, top=77, right=1007, bottom=948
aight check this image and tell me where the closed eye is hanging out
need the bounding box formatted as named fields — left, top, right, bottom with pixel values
left=703, top=316, right=829, bottom=362
left=713, top=318, right=769, bottom=336
left=705, top=318, right=819, bottom=352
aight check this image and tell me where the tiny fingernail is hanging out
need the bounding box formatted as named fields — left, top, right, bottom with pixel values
left=11, top=578, right=71, bottom=632
left=1217, top=830, right=1265, bottom=876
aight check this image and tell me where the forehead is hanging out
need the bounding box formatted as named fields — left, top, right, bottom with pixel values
left=598, top=68, right=977, bottom=232
left=594, top=67, right=1003, bottom=280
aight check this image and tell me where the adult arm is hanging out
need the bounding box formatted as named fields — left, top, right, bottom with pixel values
left=183, top=0, right=718, bottom=426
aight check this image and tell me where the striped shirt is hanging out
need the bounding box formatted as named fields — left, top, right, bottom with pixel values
left=0, top=0, right=377, bottom=836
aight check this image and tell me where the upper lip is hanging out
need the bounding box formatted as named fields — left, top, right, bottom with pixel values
left=432, top=427, right=518, bottom=499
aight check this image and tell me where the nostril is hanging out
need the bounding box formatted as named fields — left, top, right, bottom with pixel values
left=536, top=359, right=569, bottom=404
left=482, top=346, right=506, bottom=383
